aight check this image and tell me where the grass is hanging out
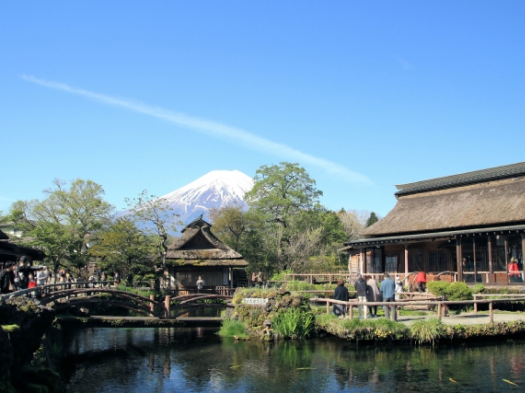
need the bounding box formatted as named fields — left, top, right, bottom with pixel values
left=218, top=319, right=250, bottom=339
left=273, top=309, right=315, bottom=339
left=316, top=314, right=408, bottom=341
left=410, top=318, right=443, bottom=345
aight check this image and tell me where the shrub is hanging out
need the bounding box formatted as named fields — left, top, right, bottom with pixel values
left=472, top=284, right=485, bottom=294
left=410, top=318, right=443, bottom=345
left=427, top=281, right=450, bottom=297
left=446, top=282, right=473, bottom=301
left=285, top=280, right=316, bottom=291
left=218, top=319, right=249, bottom=339
left=273, top=309, right=315, bottom=339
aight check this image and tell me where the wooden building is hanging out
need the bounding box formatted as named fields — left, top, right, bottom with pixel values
left=345, top=162, right=525, bottom=285
left=165, top=216, right=248, bottom=290
left=0, top=229, right=46, bottom=268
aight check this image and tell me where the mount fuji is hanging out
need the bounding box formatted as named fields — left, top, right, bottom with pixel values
left=157, top=170, right=254, bottom=226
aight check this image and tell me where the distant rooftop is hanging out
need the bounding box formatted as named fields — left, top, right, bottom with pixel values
left=395, top=161, right=525, bottom=197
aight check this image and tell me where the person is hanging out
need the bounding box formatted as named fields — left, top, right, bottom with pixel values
left=380, top=273, right=396, bottom=319
left=100, top=271, right=107, bottom=287
left=355, top=273, right=368, bottom=319
left=509, top=257, right=520, bottom=282
left=416, top=271, right=427, bottom=293
left=27, top=274, right=37, bottom=289
left=88, top=274, right=95, bottom=288
left=113, top=271, right=120, bottom=287
left=15, top=255, right=43, bottom=290
left=36, top=267, right=49, bottom=286
left=196, top=276, right=205, bottom=292
left=365, top=276, right=382, bottom=317
left=332, top=279, right=349, bottom=317
left=395, top=275, right=404, bottom=301
left=251, top=272, right=257, bottom=287
left=0, top=262, right=17, bottom=294
left=257, top=271, right=263, bottom=288
left=65, top=270, right=72, bottom=289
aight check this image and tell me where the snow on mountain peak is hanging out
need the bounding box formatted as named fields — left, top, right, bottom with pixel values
left=158, top=170, right=254, bottom=224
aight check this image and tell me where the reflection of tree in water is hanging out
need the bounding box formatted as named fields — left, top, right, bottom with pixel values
left=64, top=329, right=525, bottom=393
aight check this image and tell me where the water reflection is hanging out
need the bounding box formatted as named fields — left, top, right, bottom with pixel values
left=63, top=328, right=525, bottom=392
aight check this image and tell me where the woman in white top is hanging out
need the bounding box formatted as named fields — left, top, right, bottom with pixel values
left=395, top=276, right=404, bottom=300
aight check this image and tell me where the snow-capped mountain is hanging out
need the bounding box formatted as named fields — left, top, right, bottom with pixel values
left=158, top=170, right=253, bottom=225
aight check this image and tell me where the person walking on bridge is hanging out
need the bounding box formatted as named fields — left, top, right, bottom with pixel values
left=332, top=279, right=349, bottom=317
left=380, top=273, right=396, bottom=319
left=196, top=276, right=205, bottom=292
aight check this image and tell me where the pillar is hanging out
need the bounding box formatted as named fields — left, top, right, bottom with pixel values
left=149, top=294, right=155, bottom=317
left=164, top=295, right=171, bottom=319
left=473, top=237, right=477, bottom=284
left=360, top=249, right=365, bottom=274
left=456, top=238, right=463, bottom=282
left=521, top=234, right=525, bottom=282
left=505, top=238, right=510, bottom=285
left=488, top=236, right=493, bottom=275
left=404, top=244, right=409, bottom=278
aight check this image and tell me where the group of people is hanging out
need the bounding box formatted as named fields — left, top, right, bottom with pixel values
left=251, top=271, right=264, bottom=287
left=0, top=257, right=123, bottom=295
left=0, top=256, right=47, bottom=294
left=332, top=273, right=405, bottom=319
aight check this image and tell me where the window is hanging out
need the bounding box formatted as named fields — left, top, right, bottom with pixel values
left=409, top=249, right=424, bottom=271
left=428, top=251, right=449, bottom=272
left=385, top=255, right=398, bottom=273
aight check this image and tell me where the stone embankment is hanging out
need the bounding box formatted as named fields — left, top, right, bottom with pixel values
left=0, top=297, right=58, bottom=393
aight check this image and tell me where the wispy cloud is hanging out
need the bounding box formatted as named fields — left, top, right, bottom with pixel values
left=21, top=75, right=372, bottom=185
left=396, top=56, right=413, bottom=71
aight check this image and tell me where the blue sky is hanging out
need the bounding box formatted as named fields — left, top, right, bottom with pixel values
left=1, top=1, right=524, bottom=218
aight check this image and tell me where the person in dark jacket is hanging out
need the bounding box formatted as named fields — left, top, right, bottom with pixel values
left=355, top=273, right=368, bottom=319
left=15, top=256, right=43, bottom=290
left=332, top=279, right=349, bottom=317
left=380, top=273, right=396, bottom=319
left=0, top=262, right=17, bottom=294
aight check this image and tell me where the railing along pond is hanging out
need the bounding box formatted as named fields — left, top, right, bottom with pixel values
left=310, top=295, right=525, bottom=324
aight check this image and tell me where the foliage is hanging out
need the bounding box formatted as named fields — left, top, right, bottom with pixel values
left=218, top=319, right=250, bottom=339
left=284, top=280, right=316, bottom=291
left=89, top=218, right=156, bottom=285
left=315, top=314, right=408, bottom=341
left=125, top=190, right=181, bottom=268
left=473, top=284, right=485, bottom=294
left=269, top=269, right=294, bottom=281
left=273, top=309, right=315, bottom=339
left=410, top=318, right=443, bottom=345
left=6, top=179, right=113, bottom=277
left=365, top=212, right=379, bottom=227
left=427, top=281, right=473, bottom=300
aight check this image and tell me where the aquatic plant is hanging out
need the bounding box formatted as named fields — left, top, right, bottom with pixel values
left=410, top=318, right=443, bottom=345
left=273, top=309, right=315, bottom=339
left=218, top=319, right=249, bottom=339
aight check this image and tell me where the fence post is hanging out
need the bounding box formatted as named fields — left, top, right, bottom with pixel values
left=164, top=295, right=171, bottom=319
left=474, top=295, right=478, bottom=313
left=390, top=305, right=397, bottom=321
left=437, top=303, right=442, bottom=320
left=489, top=301, right=494, bottom=324
left=349, top=305, right=353, bottom=319
left=326, top=300, right=330, bottom=314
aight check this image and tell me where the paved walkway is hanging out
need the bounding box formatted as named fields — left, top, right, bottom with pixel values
left=398, top=312, right=525, bottom=326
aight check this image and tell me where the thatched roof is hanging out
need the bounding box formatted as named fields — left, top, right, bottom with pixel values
left=166, top=216, right=248, bottom=267
left=361, top=176, right=525, bottom=238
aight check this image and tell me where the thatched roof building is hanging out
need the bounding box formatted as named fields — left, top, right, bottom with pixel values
left=165, top=216, right=248, bottom=290
left=345, top=162, right=525, bottom=285
left=0, top=229, right=46, bottom=267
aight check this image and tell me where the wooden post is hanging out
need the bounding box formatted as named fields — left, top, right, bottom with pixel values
left=488, top=236, right=493, bottom=276
left=164, top=295, right=171, bottom=319
left=521, top=234, right=525, bottom=283
left=437, top=303, right=442, bottom=320
left=390, top=305, right=397, bottom=321
left=349, top=305, right=353, bottom=319
left=473, top=237, right=477, bottom=284
left=505, top=238, right=510, bottom=286
left=456, top=238, right=463, bottom=282
left=326, top=300, right=330, bottom=314
left=360, top=249, right=365, bottom=274
left=474, top=294, right=478, bottom=313
left=489, top=301, right=494, bottom=324
left=404, top=245, right=409, bottom=278
left=149, top=294, right=155, bottom=317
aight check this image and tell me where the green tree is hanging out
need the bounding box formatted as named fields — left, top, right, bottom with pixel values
left=244, top=162, right=324, bottom=272
left=125, top=190, right=181, bottom=268
left=7, top=179, right=114, bottom=278
left=90, top=218, right=155, bottom=285
left=366, top=211, right=379, bottom=227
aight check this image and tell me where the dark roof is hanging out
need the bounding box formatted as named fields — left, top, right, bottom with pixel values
left=166, top=217, right=247, bottom=266
left=0, top=240, right=46, bottom=260
left=395, top=161, right=525, bottom=197
left=0, top=230, right=9, bottom=240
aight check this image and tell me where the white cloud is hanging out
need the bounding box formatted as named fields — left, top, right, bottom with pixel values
left=21, top=75, right=372, bottom=185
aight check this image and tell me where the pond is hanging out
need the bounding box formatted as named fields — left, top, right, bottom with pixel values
left=63, top=327, right=524, bottom=392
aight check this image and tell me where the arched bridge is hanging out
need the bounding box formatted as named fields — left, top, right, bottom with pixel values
left=1, top=283, right=233, bottom=319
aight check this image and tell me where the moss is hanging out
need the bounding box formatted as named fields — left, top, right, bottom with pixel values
left=1, top=324, right=20, bottom=333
